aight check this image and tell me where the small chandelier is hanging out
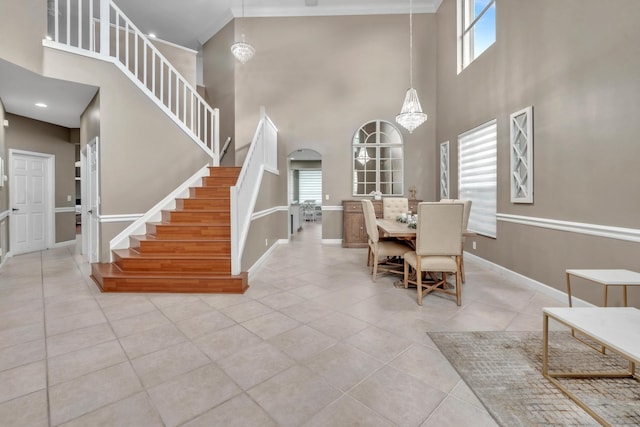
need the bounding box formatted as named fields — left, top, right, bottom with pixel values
left=356, top=147, right=371, bottom=165
left=396, top=0, right=427, bottom=133
left=231, top=0, right=255, bottom=63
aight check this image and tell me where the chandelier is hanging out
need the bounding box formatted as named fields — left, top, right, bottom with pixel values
left=356, top=147, right=372, bottom=165
left=396, top=0, right=427, bottom=133
left=231, top=0, right=255, bottom=63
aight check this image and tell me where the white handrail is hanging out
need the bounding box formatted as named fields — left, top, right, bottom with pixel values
left=230, top=107, right=279, bottom=275
left=47, top=0, right=219, bottom=163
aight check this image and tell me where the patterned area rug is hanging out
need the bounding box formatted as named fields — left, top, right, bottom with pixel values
left=429, top=331, right=640, bottom=426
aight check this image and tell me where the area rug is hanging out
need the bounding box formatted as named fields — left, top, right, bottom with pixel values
left=428, top=331, right=640, bottom=426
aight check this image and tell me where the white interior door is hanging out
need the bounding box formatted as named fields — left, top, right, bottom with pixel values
left=9, top=151, right=53, bottom=255
left=85, top=138, right=100, bottom=263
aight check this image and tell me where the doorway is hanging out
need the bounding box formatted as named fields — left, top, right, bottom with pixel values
left=9, top=149, right=55, bottom=255
left=81, top=137, right=100, bottom=263
left=288, top=149, right=322, bottom=241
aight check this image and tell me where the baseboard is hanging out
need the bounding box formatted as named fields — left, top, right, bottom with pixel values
left=321, top=239, right=343, bottom=245
left=463, top=252, right=594, bottom=307
left=54, top=240, right=76, bottom=248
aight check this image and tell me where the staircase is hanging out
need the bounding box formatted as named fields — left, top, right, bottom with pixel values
left=90, top=167, right=248, bottom=293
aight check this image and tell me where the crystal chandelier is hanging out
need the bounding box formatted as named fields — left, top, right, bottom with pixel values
left=356, top=147, right=371, bottom=165
left=231, top=0, right=255, bottom=63
left=396, top=0, right=427, bottom=133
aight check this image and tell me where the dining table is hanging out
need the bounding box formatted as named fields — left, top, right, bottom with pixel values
left=376, top=218, right=416, bottom=244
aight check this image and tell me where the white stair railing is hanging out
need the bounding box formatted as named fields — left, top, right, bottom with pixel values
left=47, top=0, right=219, bottom=162
left=230, top=107, right=278, bottom=275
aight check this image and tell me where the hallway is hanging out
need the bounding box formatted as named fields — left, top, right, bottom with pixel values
left=0, top=229, right=563, bottom=426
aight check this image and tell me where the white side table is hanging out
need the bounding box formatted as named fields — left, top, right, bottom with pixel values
left=543, top=307, right=640, bottom=426
left=565, top=269, right=640, bottom=307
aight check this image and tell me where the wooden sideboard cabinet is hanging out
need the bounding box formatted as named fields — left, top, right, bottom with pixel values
left=408, top=199, right=422, bottom=213
left=342, top=199, right=423, bottom=248
left=343, top=200, right=382, bottom=248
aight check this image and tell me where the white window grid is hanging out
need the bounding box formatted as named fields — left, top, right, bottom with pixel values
left=458, top=0, right=496, bottom=72
left=352, top=120, right=404, bottom=196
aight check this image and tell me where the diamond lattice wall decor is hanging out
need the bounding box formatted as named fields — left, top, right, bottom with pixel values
left=510, top=106, right=533, bottom=203
left=440, top=141, right=449, bottom=199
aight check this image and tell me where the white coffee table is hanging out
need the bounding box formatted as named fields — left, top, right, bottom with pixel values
left=565, top=269, right=640, bottom=307
left=543, top=307, right=640, bottom=426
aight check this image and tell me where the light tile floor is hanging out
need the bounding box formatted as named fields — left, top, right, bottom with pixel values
left=0, top=223, right=567, bottom=426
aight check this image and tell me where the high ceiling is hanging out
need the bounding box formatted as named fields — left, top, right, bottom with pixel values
left=115, top=0, right=443, bottom=50
left=1, top=0, right=442, bottom=129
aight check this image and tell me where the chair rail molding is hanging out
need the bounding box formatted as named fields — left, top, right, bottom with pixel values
left=497, top=213, right=640, bottom=243
left=251, top=206, right=288, bottom=221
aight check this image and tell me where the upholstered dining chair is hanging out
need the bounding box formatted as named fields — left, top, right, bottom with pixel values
left=362, top=199, right=412, bottom=282
left=404, top=202, right=464, bottom=305
left=383, top=197, right=409, bottom=219
left=380, top=198, right=409, bottom=243
left=440, top=198, right=472, bottom=283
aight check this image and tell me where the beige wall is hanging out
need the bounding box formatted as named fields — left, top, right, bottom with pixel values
left=435, top=0, right=640, bottom=307
left=207, top=14, right=438, bottom=242
left=0, top=0, right=46, bottom=73
left=242, top=165, right=288, bottom=270
left=43, top=48, right=212, bottom=260
left=202, top=21, right=236, bottom=167
left=81, top=92, right=100, bottom=148
left=5, top=113, right=76, bottom=244
left=151, top=39, right=198, bottom=88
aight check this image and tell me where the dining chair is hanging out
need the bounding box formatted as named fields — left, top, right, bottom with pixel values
left=362, top=199, right=412, bottom=282
left=302, top=200, right=317, bottom=222
left=383, top=197, right=409, bottom=219
left=440, top=198, right=472, bottom=283
left=404, top=202, right=464, bottom=305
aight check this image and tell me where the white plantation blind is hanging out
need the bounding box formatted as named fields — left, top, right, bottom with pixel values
left=458, top=119, right=497, bottom=237
left=298, top=170, right=322, bottom=204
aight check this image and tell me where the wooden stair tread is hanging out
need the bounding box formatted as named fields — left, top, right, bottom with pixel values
left=157, top=222, right=231, bottom=226
left=93, top=263, right=239, bottom=278
left=130, top=235, right=230, bottom=242
left=113, top=249, right=230, bottom=260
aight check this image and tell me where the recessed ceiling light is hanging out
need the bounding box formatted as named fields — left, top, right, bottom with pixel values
left=35, top=103, right=47, bottom=108
left=148, top=33, right=156, bottom=38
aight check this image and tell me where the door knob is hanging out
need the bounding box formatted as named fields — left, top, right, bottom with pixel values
left=87, top=209, right=93, bottom=214
left=11, top=208, right=18, bottom=212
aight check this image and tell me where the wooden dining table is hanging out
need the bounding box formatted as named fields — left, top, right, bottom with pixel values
left=377, top=218, right=476, bottom=241
left=376, top=218, right=416, bottom=244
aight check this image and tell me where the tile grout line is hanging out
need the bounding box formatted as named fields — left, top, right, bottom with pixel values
left=40, top=251, right=52, bottom=427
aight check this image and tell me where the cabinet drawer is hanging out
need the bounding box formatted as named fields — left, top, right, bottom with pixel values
left=408, top=199, right=422, bottom=213
left=343, top=201, right=364, bottom=213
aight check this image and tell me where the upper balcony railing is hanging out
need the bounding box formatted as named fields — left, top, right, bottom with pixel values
left=47, top=0, right=219, bottom=162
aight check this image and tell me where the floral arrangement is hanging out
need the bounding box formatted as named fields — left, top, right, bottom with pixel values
left=397, top=214, right=417, bottom=228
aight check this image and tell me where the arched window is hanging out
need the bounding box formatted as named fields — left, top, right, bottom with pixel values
left=352, top=120, right=404, bottom=196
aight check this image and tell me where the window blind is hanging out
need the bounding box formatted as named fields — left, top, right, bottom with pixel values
left=458, top=119, right=497, bottom=237
left=298, top=170, right=322, bottom=204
